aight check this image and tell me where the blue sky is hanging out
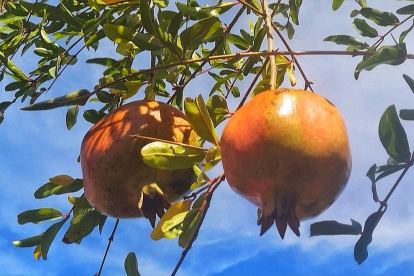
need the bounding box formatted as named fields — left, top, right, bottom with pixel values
left=2, top=1, right=414, bottom=275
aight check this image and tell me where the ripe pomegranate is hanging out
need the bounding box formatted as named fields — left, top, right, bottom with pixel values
left=220, top=89, right=351, bottom=238
left=80, top=100, right=197, bottom=224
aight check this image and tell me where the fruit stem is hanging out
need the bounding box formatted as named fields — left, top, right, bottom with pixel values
left=170, top=174, right=225, bottom=276
left=130, top=134, right=208, bottom=151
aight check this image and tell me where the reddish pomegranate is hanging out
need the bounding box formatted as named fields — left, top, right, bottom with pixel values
left=80, top=100, right=197, bottom=222
left=220, top=89, right=351, bottom=238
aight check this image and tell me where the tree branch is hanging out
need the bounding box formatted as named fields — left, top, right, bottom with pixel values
left=96, top=219, right=120, bottom=276
left=261, top=0, right=276, bottom=89
left=170, top=174, right=225, bottom=276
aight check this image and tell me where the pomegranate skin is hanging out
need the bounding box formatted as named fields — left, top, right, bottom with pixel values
left=220, top=89, right=351, bottom=238
left=80, top=100, right=197, bottom=219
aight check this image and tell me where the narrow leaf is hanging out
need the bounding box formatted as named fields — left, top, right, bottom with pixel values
left=324, top=35, right=368, bottom=49
left=41, top=218, right=68, bottom=260
left=34, top=179, right=83, bottom=199
left=18, top=208, right=62, bottom=225
left=353, top=19, right=378, bottom=38
left=399, top=19, right=414, bottom=43
left=13, top=234, right=44, bottom=247
left=360, top=8, right=399, bottom=26
left=184, top=96, right=220, bottom=146
left=400, top=109, right=414, bottom=120
left=332, top=0, right=345, bottom=11
left=140, top=0, right=155, bottom=34
left=403, top=74, right=414, bottom=93
left=103, top=24, right=132, bottom=44
left=21, top=89, right=91, bottom=111
left=397, top=4, right=414, bottom=15
left=310, top=220, right=361, bottom=236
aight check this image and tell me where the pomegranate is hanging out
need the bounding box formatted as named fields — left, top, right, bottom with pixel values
left=80, top=100, right=197, bottom=223
left=220, top=89, right=351, bottom=238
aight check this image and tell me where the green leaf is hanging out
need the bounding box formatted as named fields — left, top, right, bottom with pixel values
left=0, top=51, right=28, bottom=80
left=83, top=109, right=106, bottom=124
left=375, top=164, right=405, bottom=182
left=206, top=95, right=228, bottom=127
left=355, top=0, right=367, bottom=8
left=204, top=147, right=221, bottom=171
left=41, top=218, right=68, bottom=260
left=66, top=106, right=79, bottom=130
left=366, top=164, right=380, bottom=202
left=184, top=95, right=220, bottom=146
left=379, top=105, right=411, bottom=162
left=289, top=0, right=302, bottom=25
left=310, top=220, right=361, bottom=236
left=399, top=19, right=414, bottom=43
left=141, top=141, right=205, bottom=170
left=354, top=210, right=384, bottom=265
left=227, top=34, right=250, bottom=50
left=68, top=196, right=93, bottom=209
left=332, top=0, right=345, bottom=11
left=13, top=234, right=44, bottom=247
left=180, top=17, right=220, bottom=52
left=403, top=74, right=414, bottom=94
left=399, top=109, right=414, bottom=120
left=397, top=4, right=414, bottom=15
left=125, top=252, right=141, bottom=276
left=21, top=89, right=91, bottom=111
left=324, top=35, right=368, bottom=49
left=151, top=200, right=192, bottom=240
left=176, top=2, right=236, bottom=20
left=286, top=21, right=295, bottom=39
left=62, top=210, right=102, bottom=244
left=103, top=24, right=132, bottom=44
left=355, top=44, right=407, bottom=79
left=360, top=8, right=399, bottom=27
left=132, top=33, right=162, bottom=51
left=17, top=208, right=62, bottom=225
left=86, top=57, right=118, bottom=67
left=140, top=0, right=155, bottom=34
left=178, top=209, right=201, bottom=248
left=161, top=211, right=188, bottom=239
left=352, top=19, right=378, bottom=38
left=34, top=179, right=83, bottom=199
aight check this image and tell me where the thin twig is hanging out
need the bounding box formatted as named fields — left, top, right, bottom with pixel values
left=96, top=219, right=120, bottom=276
left=261, top=0, right=276, bottom=89
left=170, top=174, right=225, bottom=276
left=167, top=5, right=246, bottom=104
left=130, top=134, right=208, bottom=151
left=372, top=14, right=414, bottom=49
left=236, top=57, right=270, bottom=110
left=378, top=160, right=413, bottom=212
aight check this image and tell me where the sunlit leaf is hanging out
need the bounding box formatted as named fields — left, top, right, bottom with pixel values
left=21, top=89, right=91, bottom=110
left=151, top=200, right=192, bottom=240
left=103, top=24, right=132, bottom=44
left=34, top=244, right=42, bottom=260
left=176, top=2, right=236, bottom=19
left=68, top=196, right=93, bottom=209
left=206, top=95, right=228, bottom=127
left=49, top=175, right=74, bottom=185
left=141, top=141, right=205, bottom=170
left=18, top=208, right=63, bottom=225
left=289, top=0, right=303, bottom=25
left=184, top=96, right=220, bottom=146
left=310, top=220, right=361, bottom=236
left=0, top=51, right=28, bottom=80
left=124, top=252, right=141, bottom=276
left=378, top=105, right=411, bottom=162
left=180, top=17, right=220, bottom=52
left=34, top=179, right=83, bottom=199
left=204, top=147, right=221, bottom=171
left=13, top=234, right=44, bottom=247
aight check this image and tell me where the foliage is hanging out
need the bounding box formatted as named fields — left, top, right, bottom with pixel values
left=1, top=0, right=414, bottom=275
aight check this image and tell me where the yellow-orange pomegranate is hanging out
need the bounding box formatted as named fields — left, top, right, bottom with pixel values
left=80, top=100, right=197, bottom=221
left=220, top=89, right=351, bottom=238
